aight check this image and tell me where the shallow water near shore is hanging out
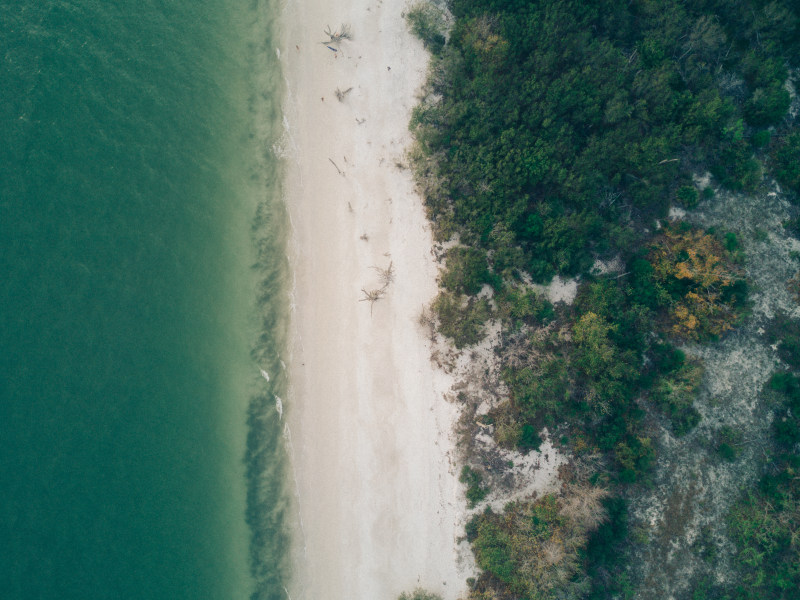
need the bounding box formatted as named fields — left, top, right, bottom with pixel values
left=0, top=1, right=288, bottom=598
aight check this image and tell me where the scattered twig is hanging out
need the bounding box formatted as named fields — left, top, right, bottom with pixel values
left=372, top=261, right=394, bottom=286
left=360, top=288, right=385, bottom=315
left=322, top=24, right=352, bottom=45
left=334, top=87, right=354, bottom=101
left=328, top=158, right=344, bottom=176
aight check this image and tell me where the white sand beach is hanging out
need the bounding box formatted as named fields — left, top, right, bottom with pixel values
left=279, top=1, right=468, bottom=599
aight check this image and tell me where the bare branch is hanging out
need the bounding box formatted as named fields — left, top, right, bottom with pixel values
left=372, top=261, right=395, bottom=287
left=328, top=158, right=344, bottom=176
left=322, top=24, right=353, bottom=45
left=334, top=87, right=354, bottom=102
left=359, top=287, right=384, bottom=316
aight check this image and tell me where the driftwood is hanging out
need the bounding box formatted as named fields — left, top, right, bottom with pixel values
left=372, top=261, right=394, bottom=287
left=334, top=87, right=354, bottom=102
left=322, top=24, right=352, bottom=45
left=360, top=288, right=385, bottom=315
left=360, top=262, right=395, bottom=316
left=328, top=158, right=344, bottom=176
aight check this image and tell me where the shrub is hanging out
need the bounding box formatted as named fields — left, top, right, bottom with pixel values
left=711, top=139, right=762, bottom=191
left=496, top=287, right=553, bottom=327
left=441, top=246, right=490, bottom=295
left=751, top=129, right=771, bottom=148
left=716, top=426, right=743, bottom=462
left=504, top=356, right=569, bottom=425
left=518, top=423, right=542, bottom=452
left=468, top=494, right=602, bottom=599
left=614, top=436, right=655, bottom=481
left=650, top=358, right=704, bottom=435
left=773, top=321, right=800, bottom=369
left=743, top=83, right=791, bottom=127
left=677, top=185, right=699, bottom=208
left=432, top=291, right=490, bottom=348
left=460, top=465, right=488, bottom=507
left=405, top=2, right=446, bottom=55
left=771, top=131, right=800, bottom=196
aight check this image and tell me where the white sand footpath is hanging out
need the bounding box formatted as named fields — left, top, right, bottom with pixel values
left=279, top=1, right=469, bottom=599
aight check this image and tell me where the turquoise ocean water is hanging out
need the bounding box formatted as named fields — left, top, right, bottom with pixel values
left=0, top=1, right=289, bottom=598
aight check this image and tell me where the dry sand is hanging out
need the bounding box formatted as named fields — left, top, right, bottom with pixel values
left=278, top=1, right=468, bottom=599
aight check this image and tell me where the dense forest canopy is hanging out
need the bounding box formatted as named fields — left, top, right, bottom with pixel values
left=412, top=0, right=799, bottom=280
left=406, top=0, right=800, bottom=598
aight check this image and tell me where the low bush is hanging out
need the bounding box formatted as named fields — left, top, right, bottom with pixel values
left=405, top=2, right=447, bottom=55
left=460, top=465, right=488, bottom=507
left=433, top=291, right=490, bottom=348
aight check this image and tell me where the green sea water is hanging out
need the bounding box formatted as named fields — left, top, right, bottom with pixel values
left=0, top=1, right=289, bottom=599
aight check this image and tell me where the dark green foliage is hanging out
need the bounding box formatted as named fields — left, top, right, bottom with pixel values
left=710, top=139, right=761, bottom=191
left=769, top=371, right=800, bottom=411
left=503, top=356, right=569, bottom=426
left=724, top=232, right=739, bottom=253
left=769, top=372, right=800, bottom=447
left=771, top=132, right=800, bottom=197
left=743, top=83, right=791, bottom=127
left=518, top=423, right=541, bottom=453
left=472, top=518, right=516, bottom=583
left=501, top=276, right=664, bottom=480
left=432, top=291, right=490, bottom=348
left=414, top=0, right=798, bottom=282
left=441, top=246, right=490, bottom=295
left=677, top=185, right=699, bottom=209
left=614, top=435, right=655, bottom=483
left=716, top=426, right=743, bottom=462
left=725, top=360, right=800, bottom=600
left=409, top=0, right=800, bottom=597
left=467, top=495, right=599, bottom=599
left=768, top=318, right=800, bottom=369
left=728, top=488, right=800, bottom=599
left=628, top=256, right=667, bottom=309
left=693, top=525, right=719, bottom=565
left=784, top=215, right=800, bottom=238
left=496, top=287, right=554, bottom=328
left=460, top=465, right=488, bottom=507
left=405, top=3, right=446, bottom=55
left=649, top=358, right=704, bottom=436
left=751, top=129, right=771, bottom=148
left=585, top=497, right=629, bottom=600
left=651, top=342, right=685, bottom=374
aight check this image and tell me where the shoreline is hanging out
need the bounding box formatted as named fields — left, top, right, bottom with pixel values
left=278, top=1, right=468, bottom=599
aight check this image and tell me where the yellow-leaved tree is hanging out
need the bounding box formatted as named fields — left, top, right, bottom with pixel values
left=648, top=225, right=746, bottom=340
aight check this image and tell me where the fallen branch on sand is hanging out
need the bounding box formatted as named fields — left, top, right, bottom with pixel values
left=372, top=261, right=395, bottom=287
left=360, top=288, right=385, bottom=315
left=328, top=158, right=344, bottom=176
left=322, top=24, right=352, bottom=45
left=335, top=87, right=354, bottom=102
left=360, top=262, right=395, bottom=316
